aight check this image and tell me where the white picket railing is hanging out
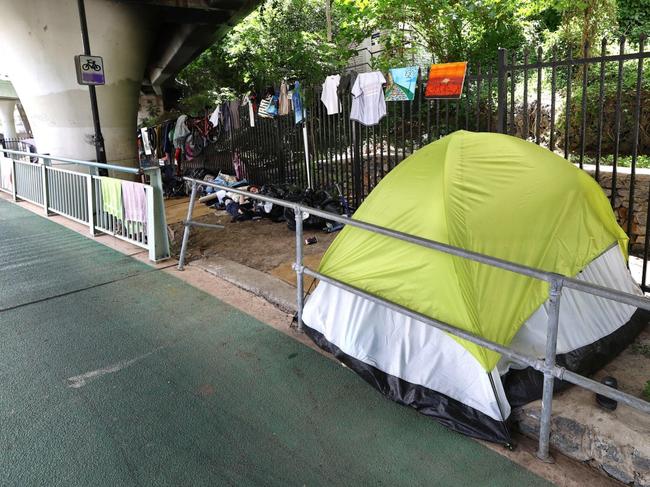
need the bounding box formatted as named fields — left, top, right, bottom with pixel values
left=0, top=148, right=169, bottom=261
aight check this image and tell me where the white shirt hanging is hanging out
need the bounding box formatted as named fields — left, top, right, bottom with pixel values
left=209, top=106, right=221, bottom=127
left=350, top=71, right=387, bottom=126
left=242, top=95, right=255, bottom=127
left=321, top=74, right=341, bottom=115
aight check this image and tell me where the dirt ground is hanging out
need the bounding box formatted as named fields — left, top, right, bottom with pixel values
left=168, top=204, right=338, bottom=281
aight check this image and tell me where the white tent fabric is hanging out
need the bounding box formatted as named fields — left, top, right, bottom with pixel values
left=500, top=245, right=641, bottom=373
left=303, top=245, right=640, bottom=422
left=303, top=280, right=510, bottom=420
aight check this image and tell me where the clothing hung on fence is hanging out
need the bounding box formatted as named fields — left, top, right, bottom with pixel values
left=278, top=80, right=290, bottom=116
left=292, top=81, right=305, bottom=124
left=100, top=177, right=123, bottom=219
left=384, top=66, right=419, bottom=101
left=209, top=106, right=221, bottom=127
left=0, top=157, right=13, bottom=192
left=350, top=71, right=387, bottom=126
left=121, top=181, right=147, bottom=223
left=321, top=74, right=341, bottom=115
left=229, top=100, right=240, bottom=130
left=173, top=115, right=189, bottom=148
left=242, top=94, right=256, bottom=127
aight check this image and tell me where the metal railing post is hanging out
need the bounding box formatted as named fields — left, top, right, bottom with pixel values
left=145, top=167, right=170, bottom=261
left=11, top=158, right=17, bottom=201
left=41, top=160, right=49, bottom=215
left=178, top=182, right=198, bottom=270
left=86, top=174, right=96, bottom=235
left=537, top=277, right=564, bottom=462
left=293, top=206, right=304, bottom=330
left=497, top=48, right=508, bottom=134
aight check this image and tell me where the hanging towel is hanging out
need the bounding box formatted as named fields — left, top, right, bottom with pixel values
left=278, top=81, right=290, bottom=116
left=0, top=156, right=13, bottom=192
left=292, top=81, right=305, bottom=124
left=100, top=177, right=123, bottom=219
left=384, top=66, right=419, bottom=101
left=122, top=180, right=147, bottom=223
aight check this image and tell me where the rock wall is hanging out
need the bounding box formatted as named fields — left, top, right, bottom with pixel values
left=585, top=168, right=650, bottom=252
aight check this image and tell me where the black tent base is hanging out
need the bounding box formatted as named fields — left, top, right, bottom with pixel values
left=303, top=324, right=512, bottom=445
left=503, top=308, right=649, bottom=408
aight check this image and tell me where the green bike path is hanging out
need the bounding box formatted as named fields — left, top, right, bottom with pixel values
left=0, top=198, right=551, bottom=486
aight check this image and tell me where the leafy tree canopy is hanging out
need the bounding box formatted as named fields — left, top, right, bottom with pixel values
left=175, top=0, right=648, bottom=111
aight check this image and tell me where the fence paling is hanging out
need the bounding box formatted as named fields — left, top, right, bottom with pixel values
left=178, top=177, right=650, bottom=462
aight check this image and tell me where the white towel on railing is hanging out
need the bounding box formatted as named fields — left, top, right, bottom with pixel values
left=121, top=181, right=147, bottom=223
left=0, top=156, right=13, bottom=192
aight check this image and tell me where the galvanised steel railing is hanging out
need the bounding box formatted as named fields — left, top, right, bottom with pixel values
left=0, top=148, right=169, bottom=261
left=178, top=176, right=650, bottom=463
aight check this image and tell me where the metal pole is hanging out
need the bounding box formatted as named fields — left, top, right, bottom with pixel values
left=497, top=48, right=507, bottom=134
left=178, top=183, right=198, bottom=270
left=77, top=0, right=107, bottom=173
left=294, top=206, right=304, bottom=330
left=302, top=122, right=312, bottom=188
left=537, top=277, right=564, bottom=462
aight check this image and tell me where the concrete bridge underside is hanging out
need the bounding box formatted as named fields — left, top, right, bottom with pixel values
left=0, top=0, right=257, bottom=167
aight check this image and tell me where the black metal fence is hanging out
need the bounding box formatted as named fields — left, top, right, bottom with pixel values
left=187, top=35, right=650, bottom=287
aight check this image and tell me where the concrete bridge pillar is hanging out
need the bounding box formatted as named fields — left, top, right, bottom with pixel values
left=0, top=99, right=17, bottom=139
left=0, top=0, right=153, bottom=167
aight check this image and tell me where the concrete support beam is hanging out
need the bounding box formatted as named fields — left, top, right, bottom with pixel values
left=0, top=0, right=154, bottom=167
left=0, top=99, right=17, bottom=139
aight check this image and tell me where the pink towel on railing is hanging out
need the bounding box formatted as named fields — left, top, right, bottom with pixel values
left=0, top=157, right=13, bottom=192
left=121, top=180, right=147, bottom=223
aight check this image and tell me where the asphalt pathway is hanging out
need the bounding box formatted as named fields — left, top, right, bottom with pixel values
left=0, top=199, right=551, bottom=486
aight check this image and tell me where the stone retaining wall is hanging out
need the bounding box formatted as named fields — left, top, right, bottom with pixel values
left=585, top=168, right=650, bottom=252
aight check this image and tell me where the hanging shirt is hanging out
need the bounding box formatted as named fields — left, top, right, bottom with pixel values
left=173, top=114, right=190, bottom=148
left=229, top=100, right=240, bottom=130
left=321, top=74, right=341, bottom=115
left=242, top=95, right=255, bottom=127
left=292, top=81, right=305, bottom=125
left=278, top=81, right=290, bottom=116
left=209, top=106, right=221, bottom=127
left=350, top=71, right=387, bottom=126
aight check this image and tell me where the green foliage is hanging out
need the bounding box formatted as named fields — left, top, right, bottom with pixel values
left=644, top=380, right=650, bottom=400
left=617, top=0, right=650, bottom=39
left=177, top=0, right=357, bottom=105
left=341, top=0, right=528, bottom=70
left=176, top=0, right=650, bottom=109
left=560, top=59, right=650, bottom=156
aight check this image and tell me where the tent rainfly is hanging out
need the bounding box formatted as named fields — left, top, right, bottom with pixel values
left=302, top=131, right=648, bottom=444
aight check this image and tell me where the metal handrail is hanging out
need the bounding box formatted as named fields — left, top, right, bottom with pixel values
left=0, top=148, right=147, bottom=175
left=178, top=176, right=650, bottom=461
left=1, top=148, right=170, bottom=261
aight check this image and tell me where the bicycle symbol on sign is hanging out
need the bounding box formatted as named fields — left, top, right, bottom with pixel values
left=81, top=59, right=102, bottom=72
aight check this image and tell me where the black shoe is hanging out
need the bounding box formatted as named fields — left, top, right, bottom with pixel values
left=595, top=376, right=618, bottom=411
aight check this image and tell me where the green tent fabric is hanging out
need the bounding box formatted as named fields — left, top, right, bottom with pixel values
left=100, top=177, right=123, bottom=219
left=318, top=131, right=627, bottom=371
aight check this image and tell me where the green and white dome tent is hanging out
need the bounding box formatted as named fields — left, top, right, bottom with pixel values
left=302, top=131, right=648, bottom=444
